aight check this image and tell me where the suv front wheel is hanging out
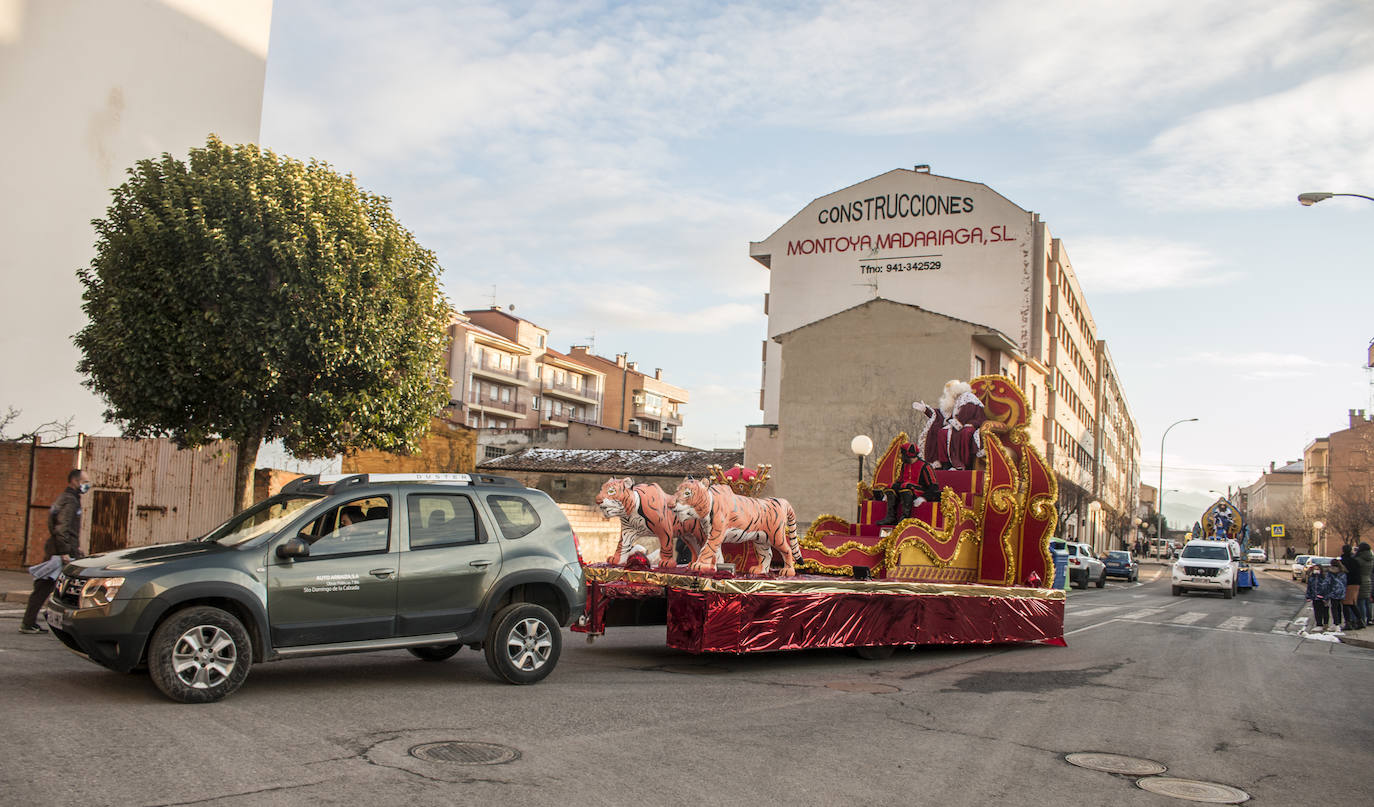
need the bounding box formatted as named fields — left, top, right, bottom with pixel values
left=148, top=606, right=253, bottom=703
left=484, top=603, right=561, bottom=685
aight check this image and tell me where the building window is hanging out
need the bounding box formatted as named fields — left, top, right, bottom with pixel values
left=484, top=446, right=506, bottom=460
left=532, top=396, right=540, bottom=409
left=537, top=334, right=545, bottom=347
left=975, top=356, right=986, bottom=376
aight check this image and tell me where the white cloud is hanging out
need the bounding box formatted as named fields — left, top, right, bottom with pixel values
left=1067, top=237, right=1238, bottom=294
left=1125, top=62, right=1374, bottom=210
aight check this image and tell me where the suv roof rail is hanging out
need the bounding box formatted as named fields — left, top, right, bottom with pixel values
left=280, top=472, right=526, bottom=494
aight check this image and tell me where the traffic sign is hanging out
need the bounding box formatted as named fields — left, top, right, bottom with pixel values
left=1270, top=524, right=1285, bottom=537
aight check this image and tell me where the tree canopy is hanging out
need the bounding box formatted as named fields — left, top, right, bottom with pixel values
left=77, top=135, right=451, bottom=508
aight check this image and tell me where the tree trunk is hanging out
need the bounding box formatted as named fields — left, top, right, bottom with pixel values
left=233, top=428, right=264, bottom=513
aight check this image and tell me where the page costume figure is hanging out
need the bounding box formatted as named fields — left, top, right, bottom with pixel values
left=878, top=442, right=942, bottom=526
left=914, top=379, right=988, bottom=471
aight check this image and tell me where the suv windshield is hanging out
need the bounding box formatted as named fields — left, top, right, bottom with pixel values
left=1181, top=545, right=1230, bottom=561
left=201, top=494, right=321, bottom=547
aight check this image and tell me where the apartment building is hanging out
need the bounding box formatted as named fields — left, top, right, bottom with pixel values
left=1303, top=409, right=1374, bottom=553
left=567, top=347, right=688, bottom=443
left=1241, top=460, right=1305, bottom=554
left=445, top=308, right=604, bottom=431
left=744, top=166, right=1140, bottom=542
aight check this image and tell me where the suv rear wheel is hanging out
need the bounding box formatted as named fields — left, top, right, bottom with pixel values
left=408, top=644, right=462, bottom=662
left=484, top=603, right=561, bottom=684
left=148, top=606, right=252, bottom=703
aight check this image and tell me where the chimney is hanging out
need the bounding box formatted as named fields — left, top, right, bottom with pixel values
left=615, top=353, right=627, bottom=368
left=1351, top=409, right=1362, bottom=428
left=571, top=345, right=588, bottom=352
left=627, top=361, right=638, bottom=372
left=1269, top=461, right=1275, bottom=472
left=654, top=368, right=663, bottom=380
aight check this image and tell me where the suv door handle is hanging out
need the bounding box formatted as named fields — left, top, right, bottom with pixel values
left=469, top=560, right=492, bottom=568
left=369, top=568, right=395, bottom=579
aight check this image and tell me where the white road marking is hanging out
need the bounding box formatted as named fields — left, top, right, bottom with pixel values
left=1171, top=612, right=1208, bottom=625
left=1066, top=606, right=1121, bottom=619
left=1120, top=608, right=1167, bottom=620
left=1217, top=616, right=1253, bottom=631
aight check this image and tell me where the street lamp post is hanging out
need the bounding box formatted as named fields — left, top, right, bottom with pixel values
left=1158, top=418, right=1198, bottom=559
left=1297, top=192, right=1374, bottom=206
left=1313, top=520, right=1324, bottom=556
left=851, top=435, right=873, bottom=522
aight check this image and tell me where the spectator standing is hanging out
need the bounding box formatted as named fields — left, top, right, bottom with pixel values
left=1327, top=559, right=1348, bottom=631
left=1354, top=542, right=1374, bottom=628
left=19, top=469, right=90, bottom=634
left=1338, top=545, right=1363, bottom=630
left=1305, top=563, right=1332, bottom=632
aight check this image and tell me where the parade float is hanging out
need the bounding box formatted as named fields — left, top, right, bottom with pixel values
left=573, top=375, right=1066, bottom=655
left=1197, top=497, right=1258, bottom=591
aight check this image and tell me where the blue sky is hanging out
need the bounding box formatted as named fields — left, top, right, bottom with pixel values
left=260, top=0, right=1373, bottom=525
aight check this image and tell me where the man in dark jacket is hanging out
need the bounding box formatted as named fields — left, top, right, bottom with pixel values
left=1354, top=542, right=1374, bottom=628
left=20, top=469, right=90, bottom=634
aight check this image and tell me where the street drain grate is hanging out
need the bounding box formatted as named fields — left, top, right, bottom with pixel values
left=408, top=741, right=520, bottom=766
left=824, top=681, right=899, bottom=694
left=1136, top=777, right=1250, bottom=804
left=1065, top=752, right=1166, bottom=776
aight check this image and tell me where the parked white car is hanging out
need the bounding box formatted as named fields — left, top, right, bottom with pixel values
left=1172, top=539, right=1240, bottom=599
left=1246, top=547, right=1267, bottom=564
left=1290, top=554, right=1312, bottom=579
left=1065, top=542, right=1106, bottom=589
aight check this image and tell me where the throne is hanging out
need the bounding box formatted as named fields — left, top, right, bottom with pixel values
left=798, top=375, right=1057, bottom=587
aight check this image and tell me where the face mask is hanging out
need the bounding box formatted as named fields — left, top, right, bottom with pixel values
left=79, top=482, right=92, bottom=494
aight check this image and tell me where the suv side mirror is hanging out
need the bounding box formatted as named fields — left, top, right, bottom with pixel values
left=277, top=535, right=310, bottom=560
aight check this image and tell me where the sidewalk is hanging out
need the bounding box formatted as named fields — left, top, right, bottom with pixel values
left=0, top=569, right=36, bottom=613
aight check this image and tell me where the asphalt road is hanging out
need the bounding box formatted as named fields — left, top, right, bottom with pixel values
left=2, top=566, right=1370, bottom=807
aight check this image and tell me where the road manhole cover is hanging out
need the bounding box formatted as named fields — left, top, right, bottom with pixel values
left=825, top=681, right=899, bottom=694
left=1065, top=752, right=1166, bottom=776
left=408, top=741, right=520, bottom=765
left=1136, top=777, right=1250, bottom=804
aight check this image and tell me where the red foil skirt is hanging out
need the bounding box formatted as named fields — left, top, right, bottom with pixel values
left=665, top=589, right=1064, bottom=653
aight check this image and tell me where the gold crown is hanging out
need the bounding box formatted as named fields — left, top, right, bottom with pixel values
left=707, top=463, right=772, bottom=497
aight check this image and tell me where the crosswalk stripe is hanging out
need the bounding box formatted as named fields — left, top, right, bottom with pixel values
left=1217, top=616, right=1252, bottom=631
left=1172, top=612, right=1208, bottom=625
left=1120, top=608, right=1165, bottom=620
left=1067, top=606, right=1119, bottom=618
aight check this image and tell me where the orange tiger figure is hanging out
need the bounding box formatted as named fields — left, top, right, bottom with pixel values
left=595, top=477, right=698, bottom=567
left=669, top=478, right=800, bottom=576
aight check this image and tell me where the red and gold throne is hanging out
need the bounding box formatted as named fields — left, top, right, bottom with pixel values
left=798, top=375, right=1058, bottom=587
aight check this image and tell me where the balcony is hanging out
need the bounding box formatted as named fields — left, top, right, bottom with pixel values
left=541, top=379, right=602, bottom=405
left=468, top=392, right=527, bottom=415
left=471, top=358, right=528, bottom=383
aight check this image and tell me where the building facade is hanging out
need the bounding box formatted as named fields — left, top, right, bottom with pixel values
left=443, top=308, right=689, bottom=444
left=567, top=347, right=688, bottom=443
left=0, top=1, right=274, bottom=439
left=1241, top=460, right=1304, bottom=556
left=744, top=167, right=1140, bottom=549
left=1303, top=410, right=1374, bottom=554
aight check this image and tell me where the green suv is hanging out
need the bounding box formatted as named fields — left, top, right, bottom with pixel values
left=44, top=473, right=585, bottom=703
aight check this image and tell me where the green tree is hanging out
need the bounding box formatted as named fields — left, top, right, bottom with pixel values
left=77, top=135, right=451, bottom=509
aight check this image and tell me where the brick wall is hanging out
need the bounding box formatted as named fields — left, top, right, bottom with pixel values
left=0, top=441, right=77, bottom=569
left=253, top=468, right=304, bottom=504
left=343, top=418, right=477, bottom=474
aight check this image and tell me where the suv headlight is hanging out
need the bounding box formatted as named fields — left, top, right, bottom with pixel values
left=79, top=577, right=125, bottom=609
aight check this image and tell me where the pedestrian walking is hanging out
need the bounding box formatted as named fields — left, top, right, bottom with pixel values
left=1327, top=559, right=1348, bottom=631
left=1305, top=562, right=1333, bottom=632
left=1354, top=542, right=1374, bottom=628
left=19, top=469, right=89, bottom=634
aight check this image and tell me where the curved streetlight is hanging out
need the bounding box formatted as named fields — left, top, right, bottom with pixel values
left=1158, top=418, right=1199, bottom=558
left=1297, top=192, right=1374, bottom=206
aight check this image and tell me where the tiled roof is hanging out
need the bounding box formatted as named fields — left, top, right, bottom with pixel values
left=478, top=448, right=743, bottom=476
